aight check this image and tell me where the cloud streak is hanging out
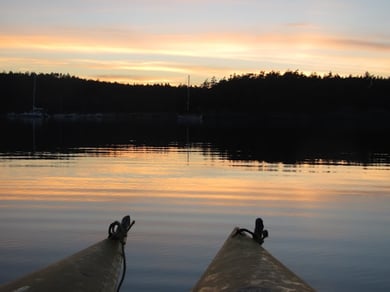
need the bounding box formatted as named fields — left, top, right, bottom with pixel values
left=1, top=27, right=389, bottom=84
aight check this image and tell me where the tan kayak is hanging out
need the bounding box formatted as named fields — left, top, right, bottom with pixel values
left=193, top=218, right=315, bottom=292
left=0, top=215, right=135, bottom=292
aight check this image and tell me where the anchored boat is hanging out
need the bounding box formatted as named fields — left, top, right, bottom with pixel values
left=0, top=215, right=134, bottom=292
left=193, top=218, right=315, bottom=291
left=177, top=75, right=203, bottom=126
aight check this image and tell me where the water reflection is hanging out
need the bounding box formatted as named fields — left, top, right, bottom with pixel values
left=1, top=119, right=390, bottom=291
left=1, top=118, right=389, bottom=166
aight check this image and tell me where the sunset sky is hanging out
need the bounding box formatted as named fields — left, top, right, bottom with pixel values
left=1, top=0, right=389, bottom=85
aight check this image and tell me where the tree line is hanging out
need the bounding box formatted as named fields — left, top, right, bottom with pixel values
left=1, top=71, right=389, bottom=115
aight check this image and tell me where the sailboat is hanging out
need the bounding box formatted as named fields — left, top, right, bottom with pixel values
left=177, top=75, right=202, bottom=125
left=9, top=74, right=48, bottom=119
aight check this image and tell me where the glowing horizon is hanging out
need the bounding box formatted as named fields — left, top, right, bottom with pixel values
left=1, top=0, right=389, bottom=85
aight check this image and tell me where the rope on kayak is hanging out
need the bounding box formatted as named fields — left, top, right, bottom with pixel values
left=236, top=217, right=269, bottom=245
left=108, top=215, right=135, bottom=292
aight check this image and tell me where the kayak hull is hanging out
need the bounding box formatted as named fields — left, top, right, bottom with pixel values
left=192, top=227, right=315, bottom=291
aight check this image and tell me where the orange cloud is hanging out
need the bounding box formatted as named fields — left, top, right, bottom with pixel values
left=1, top=28, right=389, bottom=85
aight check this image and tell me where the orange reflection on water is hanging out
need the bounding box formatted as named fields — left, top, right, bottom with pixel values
left=1, top=148, right=389, bottom=213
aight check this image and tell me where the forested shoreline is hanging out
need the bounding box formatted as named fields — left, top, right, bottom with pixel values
left=1, top=71, right=389, bottom=117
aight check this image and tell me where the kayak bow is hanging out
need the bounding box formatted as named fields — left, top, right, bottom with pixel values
left=193, top=218, right=315, bottom=291
left=0, top=215, right=135, bottom=292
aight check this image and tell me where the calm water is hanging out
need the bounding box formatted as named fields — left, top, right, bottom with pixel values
left=0, top=119, right=390, bottom=291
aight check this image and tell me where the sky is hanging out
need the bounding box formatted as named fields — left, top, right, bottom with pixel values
left=1, top=0, right=389, bottom=85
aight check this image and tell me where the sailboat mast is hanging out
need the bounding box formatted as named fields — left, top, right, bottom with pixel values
left=32, top=74, right=37, bottom=112
left=186, top=75, right=190, bottom=112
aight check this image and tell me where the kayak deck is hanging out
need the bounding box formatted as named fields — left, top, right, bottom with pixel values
left=192, top=227, right=315, bottom=291
left=0, top=215, right=134, bottom=292
left=0, top=239, right=123, bottom=292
